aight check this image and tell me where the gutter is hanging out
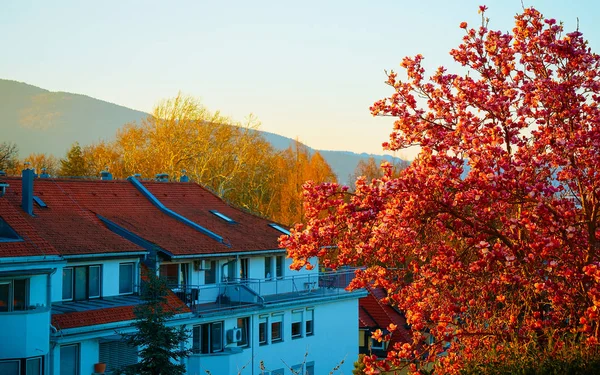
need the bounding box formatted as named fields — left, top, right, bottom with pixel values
left=63, top=251, right=148, bottom=260
left=169, top=248, right=286, bottom=260
left=127, top=176, right=228, bottom=246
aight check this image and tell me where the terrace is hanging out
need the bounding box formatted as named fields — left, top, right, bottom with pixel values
left=170, top=268, right=361, bottom=315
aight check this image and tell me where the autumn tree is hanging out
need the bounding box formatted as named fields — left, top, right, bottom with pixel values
left=0, top=142, right=18, bottom=172
left=17, top=153, right=60, bottom=176
left=349, top=156, right=409, bottom=190
left=282, top=6, right=600, bottom=374
left=60, top=142, right=89, bottom=177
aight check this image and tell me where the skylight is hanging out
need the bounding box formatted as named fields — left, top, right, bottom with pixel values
left=33, top=196, right=47, bottom=208
left=269, top=223, right=291, bottom=235
left=0, top=217, right=22, bottom=242
left=209, top=210, right=235, bottom=223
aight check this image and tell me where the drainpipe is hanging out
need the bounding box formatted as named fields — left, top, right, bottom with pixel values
left=47, top=268, right=57, bottom=375
left=22, top=168, right=34, bottom=216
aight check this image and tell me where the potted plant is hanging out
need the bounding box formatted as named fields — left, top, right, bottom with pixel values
left=94, top=362, right=106, bottom=374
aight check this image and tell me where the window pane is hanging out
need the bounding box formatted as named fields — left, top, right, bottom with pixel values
left=264, top=257, right=272, bottom=279
left=89, top=266, right=101, bottom=298
left=271, top=321, right=282, bottom=342
left=60, top=344, right=79, bottom=375
left=276, top=256, right=284, bottom=278
left=306, top=310, right=314, bottom=336
left=62, top=268, right=73, bottom=300
left=211, top=322, right=223, bottom=352
left=26, top=357, right=42, bottom=375
left=119, top=264, right=134, bottom=294
left=74, top=267, right=88, bottom=300
left=0, top=283, right=9, bottom=312
left=205, top=261, right=216, bottom=284
left=237, top=317, right=249, bottom=347
left=13, top=279, right=27, bottom=310
left=306, top=362, right=315, bottom=375
left=259, top=322, right=267, bottom=345
left=292, top=322, right=302, bottom=338
left=0, top=360, right=19, bottom=375
left=160, top=264, right=179, bottom=286
left=192, top=326, right=201, bottom=354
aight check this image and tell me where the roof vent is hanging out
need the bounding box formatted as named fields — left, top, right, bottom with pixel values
left=133, top=173, right=142, bottom=179
left=180, top=170, right=189, bottom=183
left=39, top=168, right=51, bottom=178
left=269, top=223, right=291, bottom=235
left=155, top=173, right=169, bottom=182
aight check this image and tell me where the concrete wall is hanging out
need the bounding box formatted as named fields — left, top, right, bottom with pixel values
left=186, top=298, right=358, bottom=375
left=29, top=273, right=47, bottom=307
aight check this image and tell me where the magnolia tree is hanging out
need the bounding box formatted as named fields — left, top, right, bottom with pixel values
left=281, top=6, right=600, bottom=374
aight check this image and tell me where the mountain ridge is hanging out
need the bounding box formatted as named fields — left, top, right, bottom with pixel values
left=0, top=79, right=405, bottom=185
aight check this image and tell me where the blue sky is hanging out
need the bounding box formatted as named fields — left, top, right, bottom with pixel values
left=1, top=0, right=596, bottom=159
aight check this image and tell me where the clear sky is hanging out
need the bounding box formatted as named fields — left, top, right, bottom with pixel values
left=1, top=0, right=597, bottom=159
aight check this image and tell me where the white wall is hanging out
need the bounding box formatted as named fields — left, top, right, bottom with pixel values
left=52, top=258, right=140, bottom=302
left=29, top=274, right=47, bottom=306
left=186, top=298, right=358, bottom=375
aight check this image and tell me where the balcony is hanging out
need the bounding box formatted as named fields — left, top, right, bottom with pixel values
left=0, top=305, right=50, bottom=359
left=171, top=268, right=360, bottom=315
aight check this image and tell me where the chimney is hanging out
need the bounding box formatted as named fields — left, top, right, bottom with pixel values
left=22, top=168, right=34, bottom=216
left=180, top=170, right=189, bottom=183
left=100, top=170, right=113, bottom=181
left=40, top=168, right=50, bottom=178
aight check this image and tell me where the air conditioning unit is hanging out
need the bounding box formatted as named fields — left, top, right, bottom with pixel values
left=227, top=328, right=243, bottom=343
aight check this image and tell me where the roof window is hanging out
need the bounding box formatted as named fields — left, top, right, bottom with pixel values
left=0, top=216, right=22, bottom=242
left=269, top=224, right=291, bottom=235
left=33, top=196, right=47, bottom=208
left=209, top=210, right=235, bottom=223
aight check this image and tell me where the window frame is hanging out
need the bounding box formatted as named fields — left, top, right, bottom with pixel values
left=271, top=313, right=283, bottom=343
left=0, top=278, right=29, bottom=312
left=237, top=317, right=250, bottom=347
left=62, top=265, right=102, bottom=301
left=192, top=321, right=224, bottom=354
left=291, top=310, right=302, bottom=339
left=370, top=337, right=385, bottom=350
left=305, top=308, right=314, bottom=336
left=119, top=262, right=135, bottom=295
left=264, top=256, right=272, bottom=280
left=258, top=316, right=268, bottom=346
left=0, top=359, right=20, bottom=374
left=60, top=343, right=80, bottom=375
left=0, top=216, right=23, bottom=243
left=275, top=256, right=284, bottom=279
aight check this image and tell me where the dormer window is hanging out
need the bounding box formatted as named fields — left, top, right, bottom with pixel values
left=209, top=210, right=235, bottom=224
left=0, top=217, right=22, bottom=242
left=269, top=223, right=290, bottom=235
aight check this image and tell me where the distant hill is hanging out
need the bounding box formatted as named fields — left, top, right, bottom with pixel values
left=0, top=79, right=406, bottom=185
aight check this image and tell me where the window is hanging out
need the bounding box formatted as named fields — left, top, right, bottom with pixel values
left=306, top=308, right=314, bottom=336
left=276, top=256, right=284, bottom=279
left=291, top=364, right=303, bottom=374
left=259, top=316, right=268, bottom=345
left=271, top=313, right=283, bottom=343
left=209, top=210, right=235, bottom=223
left=119, top=263, right=135, bottom=294
left=159, top=263, right=188, bottom=287
left=0, top=360, right=19, bottom=375
left=0, top=357, right=42, bottom=375
left=371, top=337, right=385, bottom=350
left=99, top=340, right=138, bottom=373
left=291, top=311, right=302, bottom=339
left=60, top=344, right=79, bottom=375
left=204, top=260, right=217, bottom=284
left=237, top=317, right=250, bottom=347
left=264, top=257, right=272, bottom=279
left=192, top=322, right=223, bottom=354
left=305, top=361, right=315, bottom=375
left=63, top=265, right=101, bottom=301
left=271, top=369, right=284, bottom=375
left=26, top=357, right=42, bottom=375
left=0, top=216, right=22, bottom=242
left=240, top=258, right=249, bottom=281
left=0, top=279, right=28, bottom=312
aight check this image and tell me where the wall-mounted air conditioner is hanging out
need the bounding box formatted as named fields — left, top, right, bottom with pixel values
left=227, top=328, right=243, bottom=343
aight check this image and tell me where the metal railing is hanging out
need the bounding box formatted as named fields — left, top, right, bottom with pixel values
left=168, top=268, right=359, bottom=314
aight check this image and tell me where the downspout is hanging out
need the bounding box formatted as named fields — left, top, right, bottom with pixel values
left=47, top=268, right=57, bottom=375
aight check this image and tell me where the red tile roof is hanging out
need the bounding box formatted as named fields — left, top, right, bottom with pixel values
left=0, top=198, right=59, bottom=258
left=142, top=182, right=284, bottom=252
left=3, top=178, right=144, bottom=256
left=359, top=287, right=411, bottom=347
left=52, top=293, right=190, bottom=330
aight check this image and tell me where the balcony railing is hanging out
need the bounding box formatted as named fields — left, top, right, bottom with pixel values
left=169, top=268, right=359, bottom=314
